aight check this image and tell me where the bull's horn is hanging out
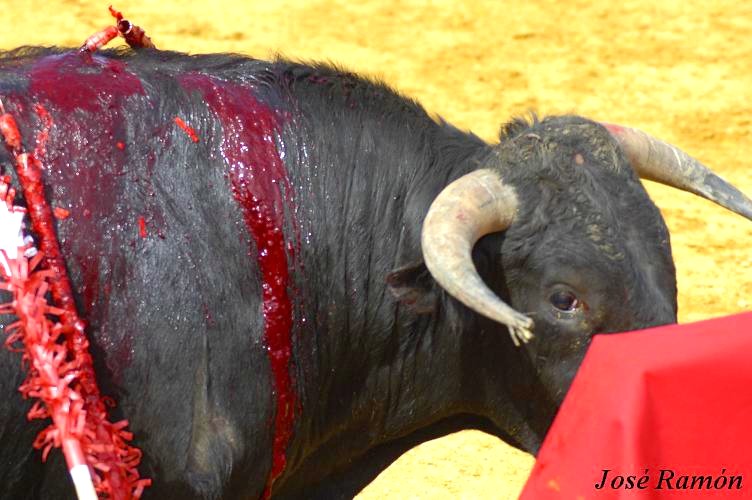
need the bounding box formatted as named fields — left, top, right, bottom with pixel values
left=603, top=123, right=752, bottom=221
left=421, top=168, right=534, bottom=346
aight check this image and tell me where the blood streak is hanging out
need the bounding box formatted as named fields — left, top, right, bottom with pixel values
left=33, top=103, right=53, bottom=160
left=24, top=53, right=145, bottom=376
left=137, top=216, right=147, bottom=238
left=53, top=207, right=70, bottom=220
left=173, top=116, right=199, bottom=143
left=179, top=74, right=297, bottom=496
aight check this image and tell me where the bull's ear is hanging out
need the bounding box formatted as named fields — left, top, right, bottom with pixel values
left=386, top=261, right=437, bottom=314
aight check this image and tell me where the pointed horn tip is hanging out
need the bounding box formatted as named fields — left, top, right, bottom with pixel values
left=509, top=315, right=534, bottom=347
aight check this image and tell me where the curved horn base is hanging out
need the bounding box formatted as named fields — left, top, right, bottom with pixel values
left=421, top=168, right=533, bottom=346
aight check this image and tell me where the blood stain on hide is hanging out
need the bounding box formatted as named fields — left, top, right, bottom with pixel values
left=14, top=52, right=146, bottom=376
left=138, top=216, right=147, bottom=238
left=179, top=73, right=299, bottom=496
left=33, top=103, right=52, bottom=160
left=28, top=53, right=143, bottom=112
left=173, top=116, right=200, bottom=143
left=53, top=206, right=70, bottom=219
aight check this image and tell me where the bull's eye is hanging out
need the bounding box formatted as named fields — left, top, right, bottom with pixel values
left=550, top=290, right=580, bottom=313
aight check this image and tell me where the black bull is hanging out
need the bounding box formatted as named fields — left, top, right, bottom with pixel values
left=0, top=48, right=750, bottom=499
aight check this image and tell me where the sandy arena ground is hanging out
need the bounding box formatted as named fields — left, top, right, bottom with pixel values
left=2, top=1, right=751, bottom=498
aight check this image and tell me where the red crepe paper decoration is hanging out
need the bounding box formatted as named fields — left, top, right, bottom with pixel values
left=1, top=97, right=150, bottom=498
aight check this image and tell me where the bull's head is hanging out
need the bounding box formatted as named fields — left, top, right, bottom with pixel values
left=419, top=116, right=752, bottom=443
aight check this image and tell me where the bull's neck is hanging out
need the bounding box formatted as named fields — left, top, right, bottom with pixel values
left=281, top=125, right=542, bottom=486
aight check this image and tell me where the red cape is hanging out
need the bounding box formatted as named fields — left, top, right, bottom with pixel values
left=520, top=312, right=752, bottom=499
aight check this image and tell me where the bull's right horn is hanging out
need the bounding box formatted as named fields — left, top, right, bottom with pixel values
left=421, top=168, right=534, bottom=346
left=603, top=123, right=752, bottom=221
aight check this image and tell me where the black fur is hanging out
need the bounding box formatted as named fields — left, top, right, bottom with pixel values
left=0, top=47, right=677, bottom=499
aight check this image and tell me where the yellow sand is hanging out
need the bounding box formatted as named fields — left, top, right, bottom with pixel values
left=2, top=1, right=750, bottom=498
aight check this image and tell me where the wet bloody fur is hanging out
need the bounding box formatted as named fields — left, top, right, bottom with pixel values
left=4, top=51, right=300, bottom=495
left=23, top=53, right=145, bottom=371
left=2, top=52, right=151, bottom=497
left=178, top=74, right=299, bottom=496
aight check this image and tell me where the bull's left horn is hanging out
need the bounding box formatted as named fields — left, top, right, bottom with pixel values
left=421, top=168, right=533, bottom=346
left=603, top=123, right=752, bottom=221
